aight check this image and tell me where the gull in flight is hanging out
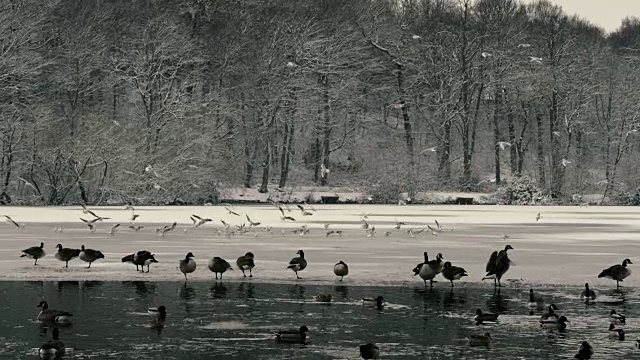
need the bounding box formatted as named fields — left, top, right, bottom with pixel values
left=529, top=56, right=543, bottom=64
left=562, top=159, right=571, bottom=167
left=419, top=146, right=438, bottom=155
left=497, top=142, right=511, bottom=150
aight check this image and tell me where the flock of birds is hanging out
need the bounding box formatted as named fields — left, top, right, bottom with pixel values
left=8, top=205, right=640, bottom=359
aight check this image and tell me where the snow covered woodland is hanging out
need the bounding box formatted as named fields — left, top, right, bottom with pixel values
left=1, top=0, right=640, bottom=205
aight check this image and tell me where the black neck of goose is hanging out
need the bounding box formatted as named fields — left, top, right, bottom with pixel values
left=299, top=252, right=304, bottom=258
left=529, top=290, right=534, bottom=302
left=423, top=253, right=428, bottom=263
left=585, top=284, right=589, bottom=292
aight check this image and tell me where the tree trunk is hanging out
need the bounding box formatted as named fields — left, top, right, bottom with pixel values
left=493, top=88, right=502, bottom=185
left=549, top=89, right=562, bottom=196
left=278, top=117, right=292, bottom=188
left=258, top=139, right=271, bottom=194
left=535, top=110, right=546, bottom=189
left=507, top=104, right=517, bottom=175
left=242, top=94, right=254, bottom=188
left=395, top=63, right=415, bottom=197
left=320, top=74, right=331, bottom=186
left=438, top=119, right=451, bottom=183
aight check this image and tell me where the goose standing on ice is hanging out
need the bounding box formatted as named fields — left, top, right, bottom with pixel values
left=208, top=256, right=232, bottom=280
left=38, top=327, right=65, bottom=360
left=21, top=242, right=46, bottom=265
left=333, top=261, right=349, bottom=281
left=236, top=252, right=255, bottom=277
left=580, top=283, right=596, bottom=302
left=441, top=261, right=468, bottom=287
left=412, top=252, right=443, bottom=287
left=36, top=301, right=73, bottom=324
left=54, top=244, right=80, bottom=268
left=179, top=252, right=196, bottom=280
left=598, top=259, right=632, bottom=288
left=287, top=250, right=307, bottom=279
left=79, top=245, right=105, bottom=268
left=133, top=250, right=158, bottom=273
left=483, top=245, right=514, bottom=287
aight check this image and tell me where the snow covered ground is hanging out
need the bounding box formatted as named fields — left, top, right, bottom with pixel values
left=1, top=204, right=639, bottom=288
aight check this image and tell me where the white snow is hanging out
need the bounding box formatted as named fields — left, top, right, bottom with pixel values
left=1, top=204, right=639, bottom=288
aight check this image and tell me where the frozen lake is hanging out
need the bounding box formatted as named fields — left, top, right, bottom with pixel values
left=1, top=205, right=639, bottom=287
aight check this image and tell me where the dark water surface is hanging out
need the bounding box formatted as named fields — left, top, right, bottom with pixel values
left=1, top=281, right=640, bottom=359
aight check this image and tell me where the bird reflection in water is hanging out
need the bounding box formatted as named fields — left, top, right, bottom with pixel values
left=179, top=283, right=196, bottom=314
left=237, top=282, right=255, bottom=300
left=333, top=285, right=349, bottom=299
left=121, top=281, right=156, bottom=298
left=487, top=288, right=510, bottom=314
left=443, top=288, right=467, bottom=309
left=210, top=282, right=228, bottom=299
left=288, top=284, right=306, bottom=300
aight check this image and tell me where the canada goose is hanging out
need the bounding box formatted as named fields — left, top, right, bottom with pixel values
left=483, top=245, right=514, bottom=287
left=287, top=250, right=307, bottom=279
left=540, top=315, right=569, bottom=330
left=609, top=310, right=626, bottom=325
left=334, top=261, right=349, bottom=281
left=574, top=341, right=593, bottom=360
left=314, top=294, right=332, bottom=303
left=362, top=296, right=384, bottom=310
left=148, top=305, right=166, bottom=329
left=236, top=252, right=255, bottom=277
left=441, top=261, right=468, bottom=287
left=54, top=244, right=80, bottom=268
left=467, top=333, right=492, bottom=347
left=540, top=304, right=560, bottom=321
left=275, top=325, right=309, bottom=344
left=79, top=245, right=104, bottom=268
left=122, top=253, right=138, bottom=270
left=208, top=256, right=232, bottom=279
left=581, top=283, right=596, bottom=302
left=133, top=250, right=158, bottom=273
left=179, top=252, right=197, bottom=280
left=474, top=309, right=499, bottom=323
left=21, top=242, right=46, bottom=265
left=598, top=259, right=633, bottom=288
left=359, top=343, right=380, bottom=359
left=36, top=301, right=72, bottom=324
left=412, top=252, right=443, bottom=287
left=39, top=327, right=65, bottom=359
left=608, top=323, right=625, bottom=340
left=528, top=289, right=545, bottom=311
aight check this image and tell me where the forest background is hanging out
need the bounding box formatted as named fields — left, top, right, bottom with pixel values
left=2, top=0, right=640, bottom=206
